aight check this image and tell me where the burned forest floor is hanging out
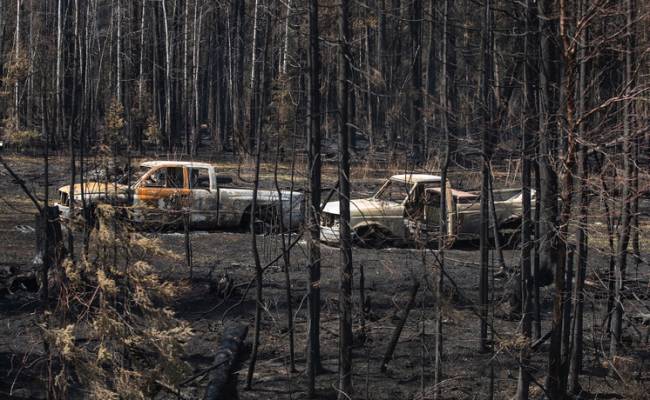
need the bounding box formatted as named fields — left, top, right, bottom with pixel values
left=1, top=154, right=649, bottom=399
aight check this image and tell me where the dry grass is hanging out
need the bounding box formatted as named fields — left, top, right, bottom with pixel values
left=43, top=203, right=193, bottom=398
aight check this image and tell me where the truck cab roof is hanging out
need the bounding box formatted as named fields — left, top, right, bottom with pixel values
left=390, top=174, right=442, bottom=184
left=140, top=160, right=214, bottom=170
left=426, top=187, right=478, bottom=199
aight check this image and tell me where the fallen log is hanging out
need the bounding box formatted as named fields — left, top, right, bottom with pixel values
left=203, top=324, right=248, bottom=400
left=0, top=265, right=39, bottom=297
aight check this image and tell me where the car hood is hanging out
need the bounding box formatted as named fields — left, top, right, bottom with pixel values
left=58, top=182, right=129, bottom=196
left=323, top=198, right=393, bottom=217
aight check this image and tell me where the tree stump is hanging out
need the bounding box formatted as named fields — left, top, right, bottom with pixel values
left=35, top=206, right=65, bottom=306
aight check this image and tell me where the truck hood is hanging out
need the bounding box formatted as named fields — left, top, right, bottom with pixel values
left=323, top=198, right=391, bottom=217
left=58, top=182, right=129, bottom=196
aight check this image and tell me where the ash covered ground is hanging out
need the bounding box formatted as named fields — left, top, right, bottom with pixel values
left=1, top=155, right=648, bottom=399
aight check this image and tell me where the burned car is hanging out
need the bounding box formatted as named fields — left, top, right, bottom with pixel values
left=56, top=161, right=304, bottom=231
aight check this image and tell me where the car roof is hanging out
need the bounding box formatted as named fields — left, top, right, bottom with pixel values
left=140, top=160, right=213, bottom=169
left=390, top=174, right=442, bottom=184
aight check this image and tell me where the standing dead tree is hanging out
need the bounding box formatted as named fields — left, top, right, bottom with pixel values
left=337, top=0, right=353, bottom=397
left=245, top=1, right=273, bottom=389
left=479, top=0, right=494, bottom=354
left=610, top=0, right=635, bottom=360
left=569, top=0, right=589, bottom=393
left=244, top=126, right=264, bottom=389
left=515, top=1, right=537, bottom=397
left=433, top=3, right=453, bottom=397
left=306, top=0, right=324, bottom=396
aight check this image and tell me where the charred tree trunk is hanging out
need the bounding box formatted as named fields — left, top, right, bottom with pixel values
left=364, top=1, right=375, bottom=151
left=479, top=0, right=493, bottom=354
left=245, top=62, right=265, bottom=391
left=280, top=0, right=292, bottom=75
left=337, top=0, right=353, bottom=396
left=161, top=0, right=173, bottom=153
left=215, top=5, right=229, bottom=151
left=55, top=0, right=64, bottom=146
left=233, top=0, right=245, bottom=154
left=307, top=0, right=323, bottom=396
left=67, top=0, right=80, bottom=261
left=425, top=0, right=437, bottom=159
left=376, top=0, right=387, bottom=148
left=191, top=0, right=201, bottom=155
left=137, top=0, right=146, bottom=152
left=569, top=1, right=589, bottom=392
left=182, top=0, right=189, bottom=154
left=547, top=0, right=578, bottom=396
left=116, top=0, right=122, bottom=102
left=248, top=0, right=261, bottom=153
left=245, top=4, right=273, bottom=388
left=515, top=3, right=537, bottom=398
left=536, top=1, right=561, bottom=398
left=434, top=2, right=452, bottom=397
left=610, top=0, right=635, bottom=359
left=386, top=0, right=401, bottom=153
left=275, top=138, right=296, bottom=373
left=408, top=0, right=422, bottom=157
left=13, top=0, right=21, bottom=129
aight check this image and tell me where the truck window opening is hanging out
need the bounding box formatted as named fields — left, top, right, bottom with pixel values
left=190, top=168, right=211, bottom=190
left=375, top=180, right=411, bottom=203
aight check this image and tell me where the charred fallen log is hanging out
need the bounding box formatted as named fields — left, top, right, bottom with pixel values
left=203, top=325, right=248, bottom=400
left=380, top=280, right=420, bottom=373
left=0, top=264, right=39, bottom=297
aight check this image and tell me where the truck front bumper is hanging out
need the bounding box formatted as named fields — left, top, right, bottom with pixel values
left=320, top=225, right=341, bottom=244
left=54, top=203, right=71, bottom=220
left=320, top=224, right=361, bottom=244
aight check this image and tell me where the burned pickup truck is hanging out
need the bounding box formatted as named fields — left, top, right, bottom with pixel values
left=56, top=160, right=304, bottom=231
left=320, top=173, right=532, bottom=247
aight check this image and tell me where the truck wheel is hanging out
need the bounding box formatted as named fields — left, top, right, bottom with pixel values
left=503, top=230, right=521, bottom=249
left=241, top=209, right=276, bottom=235
left=252, top=219, right=274, bottom=235
left=355, top=226, right=391, bottom=248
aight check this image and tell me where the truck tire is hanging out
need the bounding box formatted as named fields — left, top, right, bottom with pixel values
left=240, top=206, right=278, bottom=235
left=354, top=225, right=392, bottom=248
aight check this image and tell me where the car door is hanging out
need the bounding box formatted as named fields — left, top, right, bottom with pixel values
left=134, top=166, right=190, bottom=228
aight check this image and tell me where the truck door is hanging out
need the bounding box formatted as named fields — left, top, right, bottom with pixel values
left=423, top=185, right=455, bottom=243
left=445, top=185, right=455, bottom=240
left=188, top=166, right=220, bottom=228
left=134, top=166, right=190, bottom=228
